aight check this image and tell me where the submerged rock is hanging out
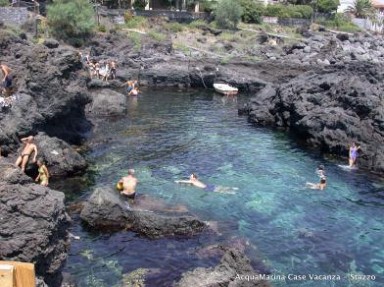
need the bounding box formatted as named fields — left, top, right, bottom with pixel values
left=175, top=247, right=271, bottom=287
left=0, top=164, right=70, bottom=287
left=80, top=187, right=206, bottom=238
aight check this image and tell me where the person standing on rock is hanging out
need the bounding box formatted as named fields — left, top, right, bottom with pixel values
left=118, top=169, right=138, bottom=200
left=349, top=142, right=360, bottom=168
left=1, top=63, right=12, bottom=97
left=110, top=60, right=117, bottom=79
left=15, top=135, right=38, bottom=172
left=35, top=158, right=49, bottom=186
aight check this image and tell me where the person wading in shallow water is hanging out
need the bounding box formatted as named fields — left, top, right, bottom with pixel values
left=118, top=169, right=138, bottom=201
left=15, top=136, right=38, bottom=172
left=349, top=142, right=360, bottom=168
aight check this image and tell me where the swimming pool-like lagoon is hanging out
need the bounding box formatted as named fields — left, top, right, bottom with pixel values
left=62, top=90, right=384, bottom=287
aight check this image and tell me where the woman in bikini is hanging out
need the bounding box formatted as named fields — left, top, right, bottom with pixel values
left=35, top=158, right=49, bottom=186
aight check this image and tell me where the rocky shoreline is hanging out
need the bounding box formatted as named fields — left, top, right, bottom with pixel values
left=1, top=22, right=383, bottom=286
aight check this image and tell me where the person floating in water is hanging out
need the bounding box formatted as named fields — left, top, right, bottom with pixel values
left=15, top=135, right=38, bottom=172
left=118, top=169, right=138, bottom=201
left=175, top=173, right=237, bottom=194
left=349, top=142, right=360, bottom=168
left=306, top=165, right=327, bottom=190
left=35, top=158, right=49, bottom=186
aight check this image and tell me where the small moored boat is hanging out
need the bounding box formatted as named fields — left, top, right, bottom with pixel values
left=213, top=83, right=238, bottom=96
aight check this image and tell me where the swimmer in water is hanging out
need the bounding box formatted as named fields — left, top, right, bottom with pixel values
left=175, top=173, right=237, bottom=194
left=306, top=165, right=327, bottom=190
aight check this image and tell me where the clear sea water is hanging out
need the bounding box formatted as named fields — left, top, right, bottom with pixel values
left=60, top=90, right=384, bottom=287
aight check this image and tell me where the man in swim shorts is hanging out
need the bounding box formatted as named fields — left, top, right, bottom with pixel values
left=15, top=135, right=38, bottom=172
left=118, top=169, right=138, bottom=200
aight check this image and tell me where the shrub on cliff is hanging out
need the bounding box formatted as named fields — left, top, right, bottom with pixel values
left=238, top=0, right=263, bottom=24
left=0, top=0, right=9, bottom=7
left=214, top=0, right=243, bottom=29
left=47, top=0, right=95, bottom=46
left=317, top=0, right=340, bottom=13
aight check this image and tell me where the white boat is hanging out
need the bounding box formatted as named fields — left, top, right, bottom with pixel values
left=213, top=83, right=238, bottom=96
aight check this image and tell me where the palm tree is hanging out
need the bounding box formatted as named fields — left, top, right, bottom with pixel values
left=345, top=0, right=373, bottom=18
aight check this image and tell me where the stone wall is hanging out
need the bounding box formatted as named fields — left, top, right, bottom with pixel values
left=0, top=7, right=29, bottom=26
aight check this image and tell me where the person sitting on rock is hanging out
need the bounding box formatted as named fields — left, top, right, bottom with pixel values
left=15, top=135, right=38, bottom=172
left=35, top=158, right=49, bottom=186
left=1, top=62, right=12, bottom=97
left=118, top=169, right=138, bottom=200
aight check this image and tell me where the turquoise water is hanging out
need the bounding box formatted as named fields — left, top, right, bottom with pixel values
left=62, top=90, right=384, bottom=287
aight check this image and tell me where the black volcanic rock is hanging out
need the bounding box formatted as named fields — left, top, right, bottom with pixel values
left=244, top=63, right=384, bottom=173
left=0, top=162, right=70, bottom=287
left=80, top=187, right=206, bottom=238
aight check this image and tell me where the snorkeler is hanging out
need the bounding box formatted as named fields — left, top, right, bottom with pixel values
left=175, top=173, right=237, bottom=194
left=306, top=165, right=327, bottom=190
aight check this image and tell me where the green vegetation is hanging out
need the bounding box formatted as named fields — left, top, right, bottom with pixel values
left=214, top=0, right=243, bottom=29
left=164, top=22, right=185, bottom=33
left=127, top=32, right=143, bottom=51
left=317, top=14, right=361, bottom=32
left=238, top=0, right=263, bottom=24
left=317, top=0, right=340, bottom=14
left=132, top=0, right=148, bottom=10
left=125, top=16, right=148, bottom=29
left=263, top=4, right=313, bottom=19
left=345, top=0, right=373, bottom=18
left=147, top=30, right=167, bottom=42
left=0, top=0, right=9, bottom=7
left=47, top=0, right=95, bottom=46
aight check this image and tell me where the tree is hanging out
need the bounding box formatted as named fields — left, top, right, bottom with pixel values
left=238, top=0, right=263, bottom=24
left=316, top=0, right=340, bottom=14
left=345, top=0, right=372, bottom=18
left=214, top=0, right=243, bottom=29
left=47, top=0, right=96, bottom=46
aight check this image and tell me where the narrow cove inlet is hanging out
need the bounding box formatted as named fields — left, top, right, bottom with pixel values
left=58, top=90, right=384, bottom=287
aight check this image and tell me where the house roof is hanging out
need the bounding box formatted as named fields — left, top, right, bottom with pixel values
left=372, top=0, right=384, bottom=8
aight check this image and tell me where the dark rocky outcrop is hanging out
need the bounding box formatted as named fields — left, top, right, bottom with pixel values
left=0, top=161, right=71, bottom=287
left=80, top=187, right=206, bottom=238
left=175, top=247, right=271, bottom=287
left=34, top=133, right=87, bottom=176
left=87, top=88, right=127, bottom=116
left=243, top=62, right=384, bottom=173
left=0, top=30, right=91, bottom=151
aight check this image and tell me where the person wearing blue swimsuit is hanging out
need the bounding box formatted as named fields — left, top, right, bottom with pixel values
left=349, top=142, right=360, bottom=168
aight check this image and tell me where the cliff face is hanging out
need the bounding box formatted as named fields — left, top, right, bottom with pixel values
left=0, top=29, right=91, bottom=154
left=242, top=62, right=384, bottom=173
left=0, top=162, right=71, bottom=287
left=0, top=28, right=91, bottom=286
